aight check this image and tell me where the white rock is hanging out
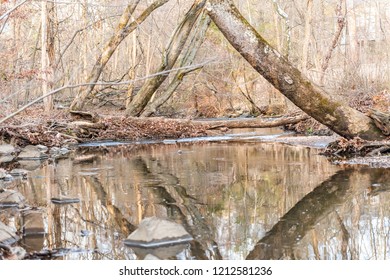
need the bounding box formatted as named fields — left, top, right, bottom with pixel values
left=0, top=144, right=16, bottom=155
left=125, top=216, right=192, bottom=247
left=18, top=145, right=48, bottom=160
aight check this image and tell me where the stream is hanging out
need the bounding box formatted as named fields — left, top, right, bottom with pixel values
left=1, top=128, right=390, bottom=260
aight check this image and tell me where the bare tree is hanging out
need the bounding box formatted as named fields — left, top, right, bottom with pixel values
left=125, top=0, right=206, bottom=117
left=206, top=0, right=385, bottom=140
left=69, top=0, right=169, bottom=111
left=301, top=0, right=313, bottom=73
left=320, top=0, right=346, bottom=85
left=141, top=14, right=211, bottom=117
left=41, top=0, right=56, bottom=112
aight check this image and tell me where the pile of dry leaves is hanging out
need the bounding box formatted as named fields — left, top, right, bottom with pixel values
left=0, top=107, right=208, bottom=147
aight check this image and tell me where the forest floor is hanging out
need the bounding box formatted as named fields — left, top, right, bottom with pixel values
left=0, top=106, right=209, bottom=147
left=1, top=104, right=390, bottom=165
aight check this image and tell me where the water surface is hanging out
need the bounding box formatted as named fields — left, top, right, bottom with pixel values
left=4, top=130, right=390, bottom=260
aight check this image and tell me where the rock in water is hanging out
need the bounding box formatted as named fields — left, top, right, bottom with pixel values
left=17, top=145, right=48, bottom=160
left=22, top=210, right=46, bottom=236
left=0, top=144, right=16, bottom=156
left=51, top=197, right=80, bottom=204
left=0, top=144, right=16, bottom=163
left=0, top=190, right=25, bottom=208
left=124, top=216, right=192, bottom=248
left=0, top=222, right=18, bottom=245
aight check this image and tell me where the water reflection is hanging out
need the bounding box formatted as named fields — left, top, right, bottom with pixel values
left=4, top=140, right=390, bottom=259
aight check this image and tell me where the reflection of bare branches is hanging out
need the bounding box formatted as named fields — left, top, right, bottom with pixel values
left=84, top=176, right=136, bottom=236
left=311, top=231, right=320, bottom=260
left=69, top=205, right=106, bottom=229
left=335, top=212, right=350, bottom=260
left=143, top=157, right=222, bottom=260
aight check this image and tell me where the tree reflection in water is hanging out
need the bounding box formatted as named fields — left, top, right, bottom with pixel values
left=9, top=141, right=390, bottom=259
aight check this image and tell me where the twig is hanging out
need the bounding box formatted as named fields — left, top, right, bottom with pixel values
left=0, top=0, right=29, bottom=21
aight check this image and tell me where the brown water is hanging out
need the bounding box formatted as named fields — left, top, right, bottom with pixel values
left=3, top=130, right=390, bottom=260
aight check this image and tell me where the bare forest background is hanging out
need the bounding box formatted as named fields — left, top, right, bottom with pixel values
left=1, top=0, right=390, bottom=120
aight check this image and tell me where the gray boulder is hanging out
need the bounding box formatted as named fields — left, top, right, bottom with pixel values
left=0, top=144, right=16, bottom=163
left=0, top=144, right=16, bottom=156
left=125, top=217, right=192, bottom=246
left=17, top=145, right=48, bottom=160
left=124, top=216, right=193, bottom=260
left=22, top=210, right=46, bottom=236
left=9, top=168, right=29, bottom=177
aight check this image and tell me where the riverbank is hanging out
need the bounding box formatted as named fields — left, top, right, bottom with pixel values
left=1, top=109, right=390, bottom=259
left=1, top=105, right=390, bottom=170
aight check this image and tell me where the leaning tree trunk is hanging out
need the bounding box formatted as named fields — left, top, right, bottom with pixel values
left=206, top=0, right=385, bottom=141
left=69, top=0, right=168, bottom=111
left=141, top=14, right=211, bottom=117
left=125, top=0, right=206, bottom=117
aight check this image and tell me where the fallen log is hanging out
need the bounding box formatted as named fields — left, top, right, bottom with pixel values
left=196, top=112, right=309, bottom=130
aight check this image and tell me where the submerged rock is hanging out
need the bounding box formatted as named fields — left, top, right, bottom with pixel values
left=22, top=210, right=46, bottom=236
left=0, top=190, right=25, bottom=208
left=0, top=221, right=18, bottom=245
left=143, top=254, right=161, bottom=260
left=9, top=168, right=29, bottom=177
left=0, top=168, right=14, bottom=181
left=51, top=197, right=80, bottom=204
left=18, top=160, right=43, bottom=171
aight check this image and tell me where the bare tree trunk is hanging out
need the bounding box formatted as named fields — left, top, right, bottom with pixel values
left=69, top=0, right=167, bottom=111
left=41, top=1, right=49, bottom=111
left=41, top=0, right=55, bottom=112
left=346, top=0, right=359, bottom=65
left=271, top=0, right=291, bottom=58
left=301, top=0, right=313, bottom=73
left=126, top=19, right=138, bottom=107
left=141, top=14, right=211, bottom=117
left=125, top=0, right=206, bottom=117
left=320, top=0, right=346, bottom=85
left=206, top=0, right=385, bottom=140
